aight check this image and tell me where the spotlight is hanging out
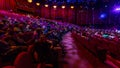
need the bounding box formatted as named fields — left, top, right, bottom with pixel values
left=53, top=5, right=57, bottom=9
left=45, top=4, right=48, bottom=7
left=27, top=0, right=32, bottom=3
left=114, top=6, right=120, bottom=13
left=62, top=6, right=65, bottom=9
left=100, top=13, right=106, bottom=19
left=36, top=3, right=40, bottom=6
left=71, top=6, right=74, bottom=9
left=115, top=7, right=120, bottom=11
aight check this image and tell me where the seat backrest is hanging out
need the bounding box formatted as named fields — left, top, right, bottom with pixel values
left=2, top=66, right=15, bottom=68
left=14, top=52, right=35, bottom=68
left=28, top=45, right=38, bottom=61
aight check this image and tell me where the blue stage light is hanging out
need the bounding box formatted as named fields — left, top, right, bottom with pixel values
left=100, top=13, right=106, bottom=19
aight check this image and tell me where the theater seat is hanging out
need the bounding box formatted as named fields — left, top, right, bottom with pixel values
left=2, top=66, right=15, bottom=68
left=36, top=64, right=41, bottom=68
left=3, top=52, right=35, bottom=68
left=106, top=55, right=120, bottom=68
left=27, top=45, right=38, bottom=62
left=14, top=52, right=35, bottom=68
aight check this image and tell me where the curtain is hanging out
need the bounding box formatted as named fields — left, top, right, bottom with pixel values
left=0, top=0, right=16, bottom=10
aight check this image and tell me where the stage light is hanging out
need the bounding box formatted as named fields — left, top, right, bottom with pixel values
left=36, top=3, right=40, bottom=6
left=113, top=6, right=120, bottom=13
left=101, top=14, right=105, bottom=18
left=115, top=7, right=120, bottom=11
left=27, top=0, right=32, bottom=3
left=45, top=4, right=48, bottom=7
left=100, top=13, right=106, bottom=19
left=71, top=6, right=74, bottom=9
left=53, top=5, right=57, bottom=9
left=62, top=6, right=65, bottom=9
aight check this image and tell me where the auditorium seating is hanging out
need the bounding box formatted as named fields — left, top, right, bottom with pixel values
left=71, top=32, right=120, bottom=68
left=1, top=10, right=120, bottom=68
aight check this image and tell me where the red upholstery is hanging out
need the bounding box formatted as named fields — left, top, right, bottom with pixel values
left=2, top=66, right=15, bottom=68
left=14, top=52, right=35, bottom=68
left=106, top=55, right=120, bottom=68
left=36, top=64, right=41, bottom=68
left=72, top=33, right=111, bottom=68
left=28, top=45, right=38, bottom=61
left=71, top=32, right=120, bottom=67
left=3, top=47, right=40, bottom=68
left=27, top=45, right=34, bottom=53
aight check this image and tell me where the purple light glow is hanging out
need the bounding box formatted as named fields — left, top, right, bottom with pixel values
left=114, top=6, right=120, bottom=12
left=115, top=8, right=120, bottom=11
left=113, top=6, right=120, bottom=13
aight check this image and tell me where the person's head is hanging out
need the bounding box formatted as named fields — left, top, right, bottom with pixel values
left=39, top=34, right=47, bottom=42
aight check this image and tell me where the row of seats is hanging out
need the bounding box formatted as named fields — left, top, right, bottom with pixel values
left=72, top=32, right=112, bottom=68
left=72, top=32, right=120, bottom=68
left=75, top=32, right=120, bottom=59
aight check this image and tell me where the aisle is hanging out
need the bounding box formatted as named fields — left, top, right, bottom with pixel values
left=62, top=32, right=92, bottom=68
left=62, top=32, right=116, bottom=68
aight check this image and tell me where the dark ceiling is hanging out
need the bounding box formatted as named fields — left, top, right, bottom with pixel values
left=33, top=0, right=113, bottom=3
left=32, top=0, right=117, bottom=9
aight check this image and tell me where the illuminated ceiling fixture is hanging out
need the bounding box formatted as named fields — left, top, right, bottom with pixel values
left=36, top=3, right=40, bottom=6
left=53, top=5, right=57, bottom=9
left=28, top=0, right=32, bottom=3
left=45, top=4, right=48, bottom=7
left=71, top=6, right=74, bottom=9
left=62, top=6, right=65, bottom=9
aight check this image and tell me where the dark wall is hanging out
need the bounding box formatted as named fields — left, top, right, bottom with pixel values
left=38, top=6, right=102, bottom=25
